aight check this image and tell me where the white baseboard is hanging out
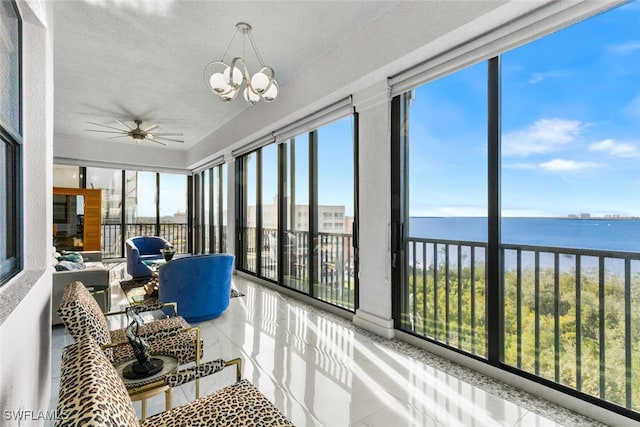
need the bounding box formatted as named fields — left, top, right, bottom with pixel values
left=353, top=310, right=395, bottom=339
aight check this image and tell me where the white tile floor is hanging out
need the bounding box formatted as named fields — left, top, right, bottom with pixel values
left=49, top=271, right=607, bottom=427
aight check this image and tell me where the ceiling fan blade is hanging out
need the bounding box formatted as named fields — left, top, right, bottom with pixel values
left=86, top=121, right=128, bottom=132
left=151, top=133, right=183, bottom=136
left=154, top=136, right=184, bottom=143
left=148, top=138, right=168, bottom=146
left=106, top=135, right=130, bottom=139
left=84, top=129, right=128, bottom=134
left=143, top=124, right=160, bottom=132
left=116, top=119, right=134, bottom=130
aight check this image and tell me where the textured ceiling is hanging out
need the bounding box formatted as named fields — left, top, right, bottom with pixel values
left=53, top=0, right=400, bottom=150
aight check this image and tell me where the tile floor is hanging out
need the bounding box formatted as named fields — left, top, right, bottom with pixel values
left=49, top=271, right=608, bottom=426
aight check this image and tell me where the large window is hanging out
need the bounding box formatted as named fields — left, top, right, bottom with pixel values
left=86, top=167, right=122, bottom=257
left=193, top=163, right=226, bottom=254
left=283, top=134, right=310, bottom=293
left=0, top=0, right=21, bottom=285
left=53, top=167, right=189, bottom=257
left=501, top=2, right=640, bottom=411
left=241, top=152, right=258, bottom=272
left=392, top=1, right=640, bottom=418
left=398, top=63, right=488, bottom=357
left=261, top=144, right=278, bottom=280
left=159, top=173, right=187, bottom=253
left=237, top=113, right=358, bottom=311
left=315, top=117, right=356, bottom=309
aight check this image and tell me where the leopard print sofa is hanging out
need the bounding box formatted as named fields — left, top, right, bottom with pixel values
left=58, top=281, right=200, bottom=365
left=56, top=334, right=295, bottom=426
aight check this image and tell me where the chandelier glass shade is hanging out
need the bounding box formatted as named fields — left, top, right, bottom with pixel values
left=204, top=22, right=279, bottom=105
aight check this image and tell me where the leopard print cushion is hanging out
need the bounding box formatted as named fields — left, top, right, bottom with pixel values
left=140, top=379, right=294, bottom=427
left=164, top=359, right=226, bottom=387
left=111, top=327, right=202, bottom=366
left=57, top=281, right=113, bottom=360
left=56, top=334, right=140, bottom=427
left=109, top=316, right=190, bottom=344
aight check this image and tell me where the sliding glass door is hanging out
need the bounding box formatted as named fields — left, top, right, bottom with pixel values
left=237, top=114, right=358, bottom=311
left=283, top=134, right=310, bottom=293
left=193, top=163, right=227, bottom=255
left=395, top=63, right=489, bottom=357
left=315, top=117, right=356, bottom=310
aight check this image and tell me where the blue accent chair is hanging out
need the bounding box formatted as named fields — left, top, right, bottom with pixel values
left=158, top=253, right=235, bottom=323
left=125, top=236, right=170, bottom=278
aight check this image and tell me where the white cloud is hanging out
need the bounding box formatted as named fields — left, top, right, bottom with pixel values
left=539, top=159, right=599, bottom=172
left=589, top=139, right=639, bottom=158
left=503, top=118, right=584, bottom=157
left=503, top=163, right=537, bottom=170
left=623, top=93, right=640, bottom=119
left=528, top=70, right=570, bottom=84
left=607, top=40, right=640, bottom=55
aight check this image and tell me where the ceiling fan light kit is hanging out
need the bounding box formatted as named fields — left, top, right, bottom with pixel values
left=85, top=119, right=184, bottom=146
left=204, top=22, right=279, bottom=105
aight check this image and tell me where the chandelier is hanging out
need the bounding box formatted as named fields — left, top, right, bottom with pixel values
left=204, top=22, right=279, bottom=105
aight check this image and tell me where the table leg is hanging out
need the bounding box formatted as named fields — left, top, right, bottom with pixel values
left=165, top=388, right=172, bottom=411
left=141, top=398, right=147, bottom=420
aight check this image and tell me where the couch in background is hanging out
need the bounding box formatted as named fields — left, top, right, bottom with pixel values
left=52, top=250, right=110, bottom=325
left=159, top=253, right=235, bottom=322
left=125, top=236, right=170, bottom=278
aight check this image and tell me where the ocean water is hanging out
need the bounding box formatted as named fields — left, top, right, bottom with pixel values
left=409, top=217, right=640, bottom=253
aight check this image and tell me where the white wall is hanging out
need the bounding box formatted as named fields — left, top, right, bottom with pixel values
left=0, top=1, right=53, bottom=426
left=54, top=133, right=189, bottom=173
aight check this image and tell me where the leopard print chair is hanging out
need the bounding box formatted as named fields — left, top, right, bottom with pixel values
left=56, top=334, right=295, bottom=426
left=57, top=281, right=200, bottom=365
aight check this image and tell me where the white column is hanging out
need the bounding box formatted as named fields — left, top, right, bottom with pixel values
left=352, top=81, right=395, bottom=339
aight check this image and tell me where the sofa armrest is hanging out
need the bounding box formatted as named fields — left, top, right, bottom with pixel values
left=78, top=251, right=102, bottom=262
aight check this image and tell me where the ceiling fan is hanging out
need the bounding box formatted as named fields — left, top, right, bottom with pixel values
left=85, top=119, right=184, bottom=146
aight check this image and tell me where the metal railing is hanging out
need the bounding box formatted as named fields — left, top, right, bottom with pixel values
left=402, top=236, right=640, bottom=411
left=101, top=223, right=188, bottom=258
left=242, top=227, right=356, bottom=311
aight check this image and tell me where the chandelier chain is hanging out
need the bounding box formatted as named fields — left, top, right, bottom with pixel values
left=247, top=31, right=266, bottom=67
left=220, top=28, right=239, bottom=63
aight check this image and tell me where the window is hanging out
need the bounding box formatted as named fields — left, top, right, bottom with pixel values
left=86, top=167, right=122, bottom=257
left=501, top=2, right=640, bottom=411
left=159, top=173, right=187, bottom=253
left=261, top=144, right=278, bottom=280
left=0, top=0, right=21, bottom=285
left=236, top=112, right=358, bottom=311
left=392, top=0, right=640, bottom=418
left=315, top=117, right=357, bottom=310
left=397, top=62, right=489, bottom=357
left=241, top=152, right=258, bottom=273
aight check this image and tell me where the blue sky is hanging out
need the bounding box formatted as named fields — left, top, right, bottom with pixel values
left=136, top=172, right=186, bottom=217
left=409, top=1, right=640, bottom=218
left=254, top=116, right=355, bottom=216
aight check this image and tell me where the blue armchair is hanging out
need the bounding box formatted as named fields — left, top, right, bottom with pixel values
left=158, top=254, right=235, bottom=322
left=125, top=236, right=170, bottom=278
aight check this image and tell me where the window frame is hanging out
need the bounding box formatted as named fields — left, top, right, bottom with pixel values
left=0, top=0, right=23, bottom=287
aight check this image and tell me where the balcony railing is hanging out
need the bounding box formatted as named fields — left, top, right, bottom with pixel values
left=101, top=223, right=188, bottom=258
left=402, top=236, right=640, bottom=411
left=243, top=227, right=355, bottom=311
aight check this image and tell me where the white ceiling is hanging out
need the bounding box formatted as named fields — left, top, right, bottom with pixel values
left=54, top=0, right=590, bottom=165
left=53, top=0, right=402, bottom=151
